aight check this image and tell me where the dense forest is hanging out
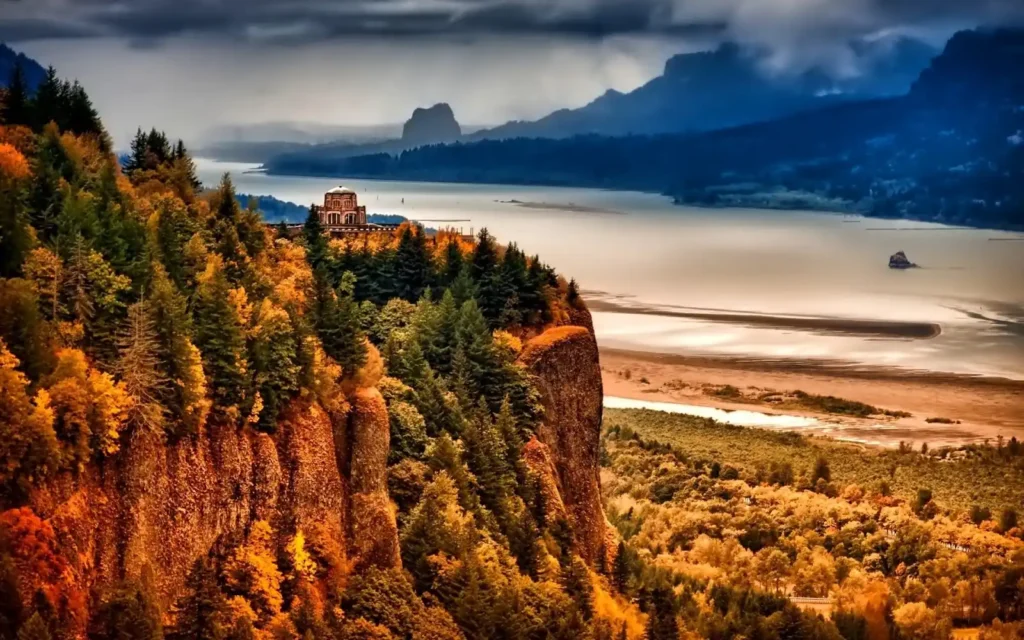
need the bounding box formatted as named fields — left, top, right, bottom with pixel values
left=266, top=28, right=1024, bottom=231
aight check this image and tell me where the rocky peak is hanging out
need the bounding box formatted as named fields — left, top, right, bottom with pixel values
left=401, top=103, right=461, bottom=146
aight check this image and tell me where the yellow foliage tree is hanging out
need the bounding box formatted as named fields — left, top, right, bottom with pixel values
left=44, top=348, right=129, bottom=466
left=0, top=339, right=59, bottom=488
left=223, top=520, right=285, bottom=626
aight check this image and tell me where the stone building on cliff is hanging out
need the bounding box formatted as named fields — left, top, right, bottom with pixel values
left=320, top=186, right=366, bottom=226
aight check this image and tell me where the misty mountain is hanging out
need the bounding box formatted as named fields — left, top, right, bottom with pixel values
left=466, top=36, right=937, bottom=140
left=301, top=28, right=1023, bottom=230
left=0, top=43, right=47, bottom=90
left=402, top=103, right=461, bottom=146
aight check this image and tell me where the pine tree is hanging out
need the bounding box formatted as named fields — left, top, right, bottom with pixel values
left=395, top=224, right=432, bottom=301
left=2, top=62, right=31, bottom=127
left=430, top=289, right=460, bottom=375
left=251, top=301, right=299, bottom=432
left=88, top=581, right=164, bottom=640
left=560, top=556, right=595, bottom=620
left=612, top=541, right=630, bottom=593
left=302, top=205, right=327, bottom=269
left=118, top=299, right=168, bottom=434
left=455, top=299, right=502, bottom=410
left=494, top=396, right=522, bottom=471
left=644, top=587, right=678, bottom=640
left=124, top=128, right=148, bottom=175
left=192, top=257, right=248, bottom=420
left=30, top=67, right=62, bottom=132
left=449, top=264, right=478, bottom=308
left=312, top=269, right=366, bottom=377
left=167, top=560, right=228, bottom=640
left=64, top=81, right=103, bottom=140
left=462, top=398, right=513, bottom=517
left=442, top=239, right=464, bottom=287
left=471, top=229, right=506, bottom=326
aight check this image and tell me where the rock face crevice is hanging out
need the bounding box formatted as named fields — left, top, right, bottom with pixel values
left=28, top=393, right=399, bottom=607
left=519, top=317, right=613, bottom=566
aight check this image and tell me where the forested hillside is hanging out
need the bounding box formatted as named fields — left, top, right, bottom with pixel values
left=0, top=63, right=643, bottom=639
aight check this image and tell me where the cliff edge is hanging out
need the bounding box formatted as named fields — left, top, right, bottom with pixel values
left=518, top=314, right=614, bottom=566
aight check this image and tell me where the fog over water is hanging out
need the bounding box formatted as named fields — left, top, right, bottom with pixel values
left=199, top=159, right=1024, bottom=380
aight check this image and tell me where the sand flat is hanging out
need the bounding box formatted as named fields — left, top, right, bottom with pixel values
left=600, top=347, right=1024, bottom=448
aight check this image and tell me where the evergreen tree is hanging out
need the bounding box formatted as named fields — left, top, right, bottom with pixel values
left=302, top=206, right=327, bottom=269
left=644, top=587, right=678, bottom=640
left=3, top=62, right=31, bottom=127
left=88, top=581, right=164, bottom=640
left=173, top=140, right=201, bottom=190
left=612, top=541, right=631, bottom=593
left=192, top=257, right=248, bottom=420
left=429, top=289, right=460, bottom=375
left=442, top=239, right=464, bottom=287
left=251, top=301, right=300, bottom=432
left=124, top=128, right=148, bottom=175
left=312, top=269, right=366, bottom=376
left=167, top=560, right=228, bottom=640
left=449, top=264, right=477, bottom=308
left=30, top=67, right=62, bottom=131
left=462, top=399, right=513, bottom=517
left=560, top=556, right=595, bottom=620
left=64, top=81, right=103, bottom=140
left=470, top=229, right=504, bottom=325
left=455, top=299, right=502, bottom=410
left=395, top=224, right=432, bottom=301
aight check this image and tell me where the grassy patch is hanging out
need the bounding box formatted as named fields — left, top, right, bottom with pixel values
left=603, top=407, right=1024, bottom=515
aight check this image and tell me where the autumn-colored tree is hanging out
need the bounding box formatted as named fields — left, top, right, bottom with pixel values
left=44, top=348, right=128, bottom=465
left=223, top=520, right=284, bottom=625
left=117, top=300, right=167, bottom=434
left=0, top=340, right=58, bottom=494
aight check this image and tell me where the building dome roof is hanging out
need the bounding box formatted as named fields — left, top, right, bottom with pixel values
left=327, top=186, right=354, bottom=194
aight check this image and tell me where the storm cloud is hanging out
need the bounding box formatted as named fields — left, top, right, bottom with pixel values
left=2, top=0, right=1022, bottom=45
left=4, top=0, right=1022, bottom=150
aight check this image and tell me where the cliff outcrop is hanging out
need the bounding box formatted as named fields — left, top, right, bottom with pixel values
left=518, top=314, right=614, bottom=566
left=28, top=393, right=399, bottom=607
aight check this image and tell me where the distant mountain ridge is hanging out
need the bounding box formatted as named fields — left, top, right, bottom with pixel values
left=466, top=36, right=936, bottom=140
left=0, top=43, right=47, bottom=90
left=302, top=28, right=1024, bottom=231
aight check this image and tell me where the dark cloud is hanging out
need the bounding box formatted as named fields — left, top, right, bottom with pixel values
left=1, top=0, right=1023, bottom=45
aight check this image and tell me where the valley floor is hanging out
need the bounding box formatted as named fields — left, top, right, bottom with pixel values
left=599, top=347, right=1024, bottom=448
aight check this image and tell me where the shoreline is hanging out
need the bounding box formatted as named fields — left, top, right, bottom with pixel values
left=588, top=297, right=942, bottom=339
left=250, top=163, right=1024, bottom=233
left=599, top=347, right=1024, bottom=448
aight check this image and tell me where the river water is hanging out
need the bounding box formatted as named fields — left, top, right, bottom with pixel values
left=197, top=159, right=1024, bottom=381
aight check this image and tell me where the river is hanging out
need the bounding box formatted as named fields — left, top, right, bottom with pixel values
left=197, top=159, right=1024, bottom=381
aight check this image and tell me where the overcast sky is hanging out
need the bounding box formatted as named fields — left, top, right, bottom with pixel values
left=4, top=0, right=1023, bottom=148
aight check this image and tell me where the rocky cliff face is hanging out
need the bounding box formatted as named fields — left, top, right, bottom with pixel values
left=29, top=395, right=399, bottom=607
left=519, top=315, right=615, bottom=567
left=24, top=306, right=610, bottom=609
